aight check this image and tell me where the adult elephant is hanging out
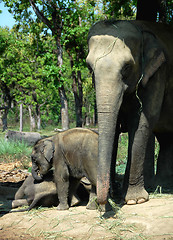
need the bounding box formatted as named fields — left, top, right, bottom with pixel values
left=86, top=20, right=173, bottom=205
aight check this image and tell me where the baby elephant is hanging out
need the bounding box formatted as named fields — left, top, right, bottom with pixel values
left=12, top=171, right=88, bottom=211
left=31, top=128, right=100, bottom=210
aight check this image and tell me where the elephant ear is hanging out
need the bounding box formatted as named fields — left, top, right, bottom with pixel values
left=141, top=31, right=166, bottom=87
left=43, top=140, right=55, bottom=162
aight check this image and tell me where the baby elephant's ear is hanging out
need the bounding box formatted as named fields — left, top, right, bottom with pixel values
left=43, top=140, right=54, bottom=162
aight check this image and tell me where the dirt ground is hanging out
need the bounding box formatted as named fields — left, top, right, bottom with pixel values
left=0, top=163, right=173, bottom=240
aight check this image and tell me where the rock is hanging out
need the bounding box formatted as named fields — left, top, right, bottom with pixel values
left=5, top=130, right=41, bottom=146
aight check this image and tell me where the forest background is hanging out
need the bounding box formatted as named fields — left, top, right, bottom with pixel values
left=0, top=0, right=172, bottom=133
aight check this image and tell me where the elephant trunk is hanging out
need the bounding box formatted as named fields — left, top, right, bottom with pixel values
left=96, top=82, right=125, bottom=204
left=97, top=113, right=117, bottom=204
left=31, top=163, right=43, bottom=182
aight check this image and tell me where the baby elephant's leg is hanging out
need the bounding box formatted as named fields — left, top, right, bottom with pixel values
left=55, top=164, right=70, bottom=210
left=11, top=199, right=28, bottom=208
left=69, top=177, right=81, bottom=207
left=86, top=185, right=97, bottom=210
left=57, top=179, right=69, bottom=210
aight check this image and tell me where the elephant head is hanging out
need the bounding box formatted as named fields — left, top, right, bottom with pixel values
left=86, top=20, right=166, bottom=204
left=31, top=139, right=55, bottom=181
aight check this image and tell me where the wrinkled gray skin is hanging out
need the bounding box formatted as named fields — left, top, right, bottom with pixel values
left=11, top=172, right=89, bottom=211
left=11, top=174, right=58, bottom=211
left=87, top=20, right=173, bottom=205
left=31, top=128, right=105, bottom=211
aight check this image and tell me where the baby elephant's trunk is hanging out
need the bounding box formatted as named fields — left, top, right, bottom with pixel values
left=31, top=166, right=43, bottom=182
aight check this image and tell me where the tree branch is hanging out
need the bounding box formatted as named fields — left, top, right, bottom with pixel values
left=29, top=0, right=53, bottom=30
left=0, top=106, right=9, bottom=110
left=46, top=0, right=59, bottom=10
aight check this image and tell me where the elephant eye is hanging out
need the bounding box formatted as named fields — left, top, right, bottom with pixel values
left=121, top=64, right=132, bottom=81
left=31, top=156, right=37, bottom=163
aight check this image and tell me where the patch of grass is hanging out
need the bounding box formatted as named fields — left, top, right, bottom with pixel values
left=116, top=134, right=160, bottom=176
left=0, top=138, right=32, bottom=158
left=155, top=139, right=160, bottom=166
left=116, top=133, right=128, bottom=175
left=149, top=191, right=173, bottom=200
left=0, top=137, right=32, bottom=167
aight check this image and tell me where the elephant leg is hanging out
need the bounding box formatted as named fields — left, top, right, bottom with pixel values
left=68, top=177, right=81, bottom=207
left=54, top=162, right=70, bottom=210
left=86, top=185, right=97, bottom=210
left=56, top=180, right=69, bottom=210
left=71, top=194, right=81, bottom=207
left=124, top=113, right=150, bottom=205
left=14, top=186, right=25, bottom=200
left=86, top=186, right=111, bottom=212
left=11, top=199, right=28, bottom=208
left=155, top=133, right=173, bottom=189
left=143, top=133, right=155, bottom=190
left=110, top=122, right=120, bottom=199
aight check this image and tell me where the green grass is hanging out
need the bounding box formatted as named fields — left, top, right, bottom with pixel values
left=0, top=137, right=32, bottom=168
left=0, top=138, right=31, bottom=157
left=116, top=133, right=128, bottom=175
left=116, top=133, right=160, bottom=176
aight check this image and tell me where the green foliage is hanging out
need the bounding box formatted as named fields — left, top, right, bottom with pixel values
left=1, top=0, right=171, bottom=130
left=116, top=134, right=128, bottom=175
left=0, top=26, right=62, bottom=126
left=0, top=0, right=99, bottom=128
left=0, top=137, right=32, bottom=161
left=102, top=0, right=136, bottom=19
left=155, top=138, right=160, bottom=162
left=167, top=0, right=173, bottom=24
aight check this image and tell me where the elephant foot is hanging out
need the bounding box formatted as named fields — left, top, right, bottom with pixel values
left=125, top=185, right=149, bottom=205
left=86, top=201, right=112, bottom=212
left=57, top=203, right=69, bottom=211
left=126, top=198, right=146, bottom=205
left=86, top=198, right=97, bottom=210
left=71, top=194, right=81, bottom=207
left=98, top=203, right=112, bottom=212
left=86, top=202, right=108, bottom=212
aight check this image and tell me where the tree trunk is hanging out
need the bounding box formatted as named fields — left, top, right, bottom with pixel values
left=72, top=71, right=83, bottom=127
left=0, top=106, right=9, bottom=132
left=158, top=0, right=167, bottom=23
left=29, top=0, right=69, bottom=130
left=19, top=103, right=23, bottom=132
left=85, top=116, right=90, bottom=126
left=136, top=0, right=158, bottom=22
left=68, top=53, right=83, bottom=127
left=28, top=105, right=36, bottom=132
left=32, top=92, right=41, bottom=131
left=58, top=86, right=69, bottom=130
left=0, top=110, right=3, bottom=127
left=37, top=112, right=41, bottom=131
left=55, top=36, right=69, bottom=130
left=0, top=84, right=12, bottom=131
left=2, top=108, right=8, bottom=132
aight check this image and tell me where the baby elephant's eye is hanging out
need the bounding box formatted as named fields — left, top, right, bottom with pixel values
left=31, top=156, right=36, bottom=163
